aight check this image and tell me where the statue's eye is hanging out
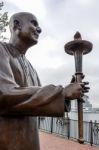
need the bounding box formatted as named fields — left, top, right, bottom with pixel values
left=31, top=20, right=38, bottom=26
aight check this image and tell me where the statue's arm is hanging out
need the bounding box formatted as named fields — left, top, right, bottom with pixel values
left=0, top=85, right=64, bottom=117
left=4, top=85, right=64, bottom=117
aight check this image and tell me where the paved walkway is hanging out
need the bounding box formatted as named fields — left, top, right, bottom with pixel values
left=39, top=132, right=99, bottom=150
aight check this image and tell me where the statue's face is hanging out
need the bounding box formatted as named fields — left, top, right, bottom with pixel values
left=19, top=13, right=41, bottom=45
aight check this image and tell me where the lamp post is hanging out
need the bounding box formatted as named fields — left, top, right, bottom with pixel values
left=64, top=32, right=93, bottom=143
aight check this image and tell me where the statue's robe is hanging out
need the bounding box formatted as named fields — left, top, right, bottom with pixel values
left=0, top=42, right=70, bottom=150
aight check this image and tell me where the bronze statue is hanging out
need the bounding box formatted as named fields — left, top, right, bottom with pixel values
left=0, top=12, right=89, bottom=150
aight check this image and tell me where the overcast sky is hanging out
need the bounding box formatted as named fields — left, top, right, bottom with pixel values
left=2, top=0, right=99, bottom=108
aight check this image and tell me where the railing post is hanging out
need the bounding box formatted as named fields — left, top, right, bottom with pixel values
left=67, top=117, right=70, bottom=139
left=90, top=120, right=93, bottom=146
left=51, top=117, right=53, bottom=134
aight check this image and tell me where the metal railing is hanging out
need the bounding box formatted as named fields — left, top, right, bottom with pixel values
left=38, top=117, right=99, bottom=146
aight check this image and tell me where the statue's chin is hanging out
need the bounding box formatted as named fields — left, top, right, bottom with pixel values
left=32, top=40, right=38, bottom=45
left=26, top=38, right=38, bottom=47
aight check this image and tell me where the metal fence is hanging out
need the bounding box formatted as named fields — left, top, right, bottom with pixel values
left=38, top=117, right=99, bottom=146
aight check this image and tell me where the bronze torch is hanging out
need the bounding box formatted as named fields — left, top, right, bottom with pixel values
left=64, top=32, right=93, bottom=143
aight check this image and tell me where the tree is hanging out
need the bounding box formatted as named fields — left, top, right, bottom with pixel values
left=0, top=1, right=8, bottom=41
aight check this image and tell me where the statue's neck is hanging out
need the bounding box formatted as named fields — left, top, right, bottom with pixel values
left=9, top=37, right=29, bottom=54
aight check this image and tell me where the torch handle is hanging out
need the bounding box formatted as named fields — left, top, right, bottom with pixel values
left=75, top=73, right=84, bottom=143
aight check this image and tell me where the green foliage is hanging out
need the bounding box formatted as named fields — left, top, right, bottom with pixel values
left=0, top=2, right=8, bottom=41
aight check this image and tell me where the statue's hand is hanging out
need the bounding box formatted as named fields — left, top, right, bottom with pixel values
left=63, top=82, right=89, bottom=101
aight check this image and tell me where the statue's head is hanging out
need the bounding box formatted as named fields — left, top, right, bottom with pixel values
left=9, top=12, right=42, bottom=45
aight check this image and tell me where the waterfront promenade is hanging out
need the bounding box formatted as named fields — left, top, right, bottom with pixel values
left=39, top=132, right=99, bottom=150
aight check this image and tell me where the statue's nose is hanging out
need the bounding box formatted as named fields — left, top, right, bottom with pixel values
left=37, top=26, right=42, bottom=34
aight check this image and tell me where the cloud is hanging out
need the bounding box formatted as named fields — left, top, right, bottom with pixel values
left=8, top=0, right=46, bottom=20
left=3, top=0, right=21, bottom=15
left=75, top=0, right=95, bottom=6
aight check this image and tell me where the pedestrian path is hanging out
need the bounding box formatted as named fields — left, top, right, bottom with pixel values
left=39, top=132, right=99, bottom=150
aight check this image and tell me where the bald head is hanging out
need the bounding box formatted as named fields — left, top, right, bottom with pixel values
left=9, top=12, right=37, bottom=33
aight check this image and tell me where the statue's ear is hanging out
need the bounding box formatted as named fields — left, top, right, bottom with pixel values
left=13, top=19, right=21, bottom=30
